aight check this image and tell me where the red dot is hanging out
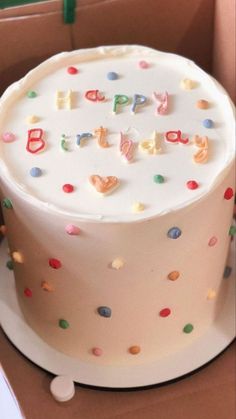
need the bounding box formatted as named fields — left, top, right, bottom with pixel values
left=208, top=236, right=218, bottom=247
left=159, top=308, right=171, bottom=317
left=224, top=187, right=234, bottom=200
left=67, top=66, right=78, bottom=75
left=63, top=184, right=74, bottom=193
left=24, top=288, right=32, bottom=297
left=49, top=258, right=62, bottom=269
left=186, top=180, right=199, bottom=190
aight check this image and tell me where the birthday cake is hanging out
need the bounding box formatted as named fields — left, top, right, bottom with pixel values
left=0, top=45, right=235, bottom=366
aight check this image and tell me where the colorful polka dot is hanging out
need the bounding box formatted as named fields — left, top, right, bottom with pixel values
left=107, top=72, right=118, bottom=80
left=183, top=323, right=194, bottom=334
left=92, top=347, right=103, bottom=356
left=129, top=345, right=141, bottom=355
left=6, top=260, right=14, bottom=270
left=207, top=289, right=217, bottom=300
left=24, top=288, right=32, bottom=298
left=186, top=180, right=199, bottom=190
left=97, top=306, right=112, bottom=318
left=229, top=225, right=236, bottom=236
left=2, top=198, right=13, bottom=209
left=167, top=227, right=182, bottom=239
left=26, top=115, right=40, bottom=124
left=167, top=271, right=180, bottom=281
left=224, top=187, right=234, bottom=200
left=180, top=79, right=196, bottom=90
left=139, top=60, right=149, bottom=69
left=41, top=281, right=54, bottom=292
left=208, top=236, right=218, bottom=247
left=132, top=202, right=145, bottom=212
left=159, top=308, right=171, bottom=317
left=2, top=132, right=15, bottom=143
left=62, top=184, right=74, bottom=193
left=30, top=167, right=42, bottom=177
left=0, top=225, right=7, bottom=235
left=12, top=251, right=24, bottom=263
left=196, top=99, right=209, bottom=109
left=67, top=66, right=78, bottom=75
left=27, top=91, right=37, bottom=98
left=202, top=118, right=213, bottom=128
left=153, top=174, right=165, bottom=184
left=59, top=319, right=69, bottom=329
left=111, top=258, right=125, bottom=270
left=65, top=224, right=80, bottom=235
left=223, top=266, right=232, bottom=278
left=49, top=258, right=62, bottom=269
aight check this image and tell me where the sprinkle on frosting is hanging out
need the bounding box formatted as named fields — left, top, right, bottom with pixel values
left=112, top=94, right=129, bottom=114
left=159, top=308, right=171, bottom=317
left=153, top=91, right=168, bottom=115
left=65, top=224, right=80, bottom=235
left=224, top=187, right=234, bottom=200
left=89, top=175, right=119, bottom=195
left=27, top=90, right=37, bottom=98
left=0, top=225, right=7, bottom=235
left=167, top=227, right=182, bottom=239
left=120, top=132, right=135, bottom=162
left=107, top=71, right=118, bottom=80
left=62, top=184, right=74, bottom=193
left=30, top=167, right=42, bottom=177
left=12, top=251, right=24, bottom=263
left=180, top=78, right=196, bottom=90
left=167, top=271, right=180, bottom=281
left=139, top=130, right=162, bottom=154
left=132, top=202, right=145, bottom=213
left=26, top=115, right=40, bottom=124
left=196, top=99, right=209, bottom=109
left=229, top=225, right=236, bottom=236
left=129, top=345, right=141, bottom=355
left=24, top=288, right=32, bottom=298
left=97, top=306, right=112, bottom=318
left=111, top=258, right=125, bottom=270
left=207, top=289, right=217, bottom=300
left=223, top=266, right=232, bottom=278
left=41, top=281, right=54, bottom=292
left=183, top=323, right=194, bottom=333
left=6, top=260, right=14, bottom=270
left=138, top=60, right=149, bottom=69
left=153, top=174, right=165, bottom=184
left=2, top=198, right=13, bottom=209
left=94, top=126, right=109, bottom=148
left=2, top=132, right=15, bottom=143
left=49, top=258, right=62, bottom=269
left=92, top=347, right=103, bottom=356
left=59, top=319, right=69, bottom=329
left=186, top=180, right=199, bottom=190
left=26, top=128, right=45, bottom=154
left=67, top=66, right=78, bottom=74
left=208, top=236, right=218, bottom=247
left=202, top=119, right=213, bottom=128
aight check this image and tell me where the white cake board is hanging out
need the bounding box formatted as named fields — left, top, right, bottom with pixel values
left=0, top=238, right=235, bottom=389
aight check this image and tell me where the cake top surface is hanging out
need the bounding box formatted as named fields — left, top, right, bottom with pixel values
left=0, top=45, right=235, bottom=222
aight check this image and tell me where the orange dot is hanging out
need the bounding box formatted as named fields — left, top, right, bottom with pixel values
left=129, top=345, right=141, bottom=355
left=196, top=99, right=209, bottom=109
left=41, top=281, right=54, bottom=292
left=167, top=271, right=180, bottom=281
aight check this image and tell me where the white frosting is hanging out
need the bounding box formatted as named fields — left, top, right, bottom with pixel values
left=0, top=45, right=235, bottom=222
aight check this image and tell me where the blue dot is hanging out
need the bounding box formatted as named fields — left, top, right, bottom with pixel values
left=223, top=266, right=232, bottom=278
left=202, top=119, right=213, bottom=128
left=97, top=306, right=112, bottom=318
left=167, top=227, right=182, bottom=239
left=107, top=72, right=118, bottom=80
left=30, top=167, right=42, bottom=177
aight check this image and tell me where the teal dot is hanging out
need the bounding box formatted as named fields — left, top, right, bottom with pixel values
left=183, top=323, right=194, bottom=334
left=6, top=260, right=14, bottom=270
left=27, top=90, right=37, bottom=98
left=59, top=319, right=69, bottom=329
left=2, top=198, right=13, bottom=209
left=153, top=174, right=165, bottom=184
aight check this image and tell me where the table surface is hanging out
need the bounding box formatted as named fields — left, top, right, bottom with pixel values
left=0, top=328, right=235, bottom=419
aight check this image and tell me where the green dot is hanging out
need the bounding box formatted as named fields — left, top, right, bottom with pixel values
left=153, top=174, right=165, bottom=184
left=6, top=260, right=14, bottom=270
left=59, top=319, right=69, bottom=329
left=2, top=198, right=13, bottom=209
left=27, top=90, right=37, bottom=98
left=183, top=323, right=194, bottom=334
left=229, top=225, right=236, bottom=236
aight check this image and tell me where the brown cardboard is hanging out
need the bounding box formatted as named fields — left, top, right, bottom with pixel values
left=0, top=0, right=235, bottom=417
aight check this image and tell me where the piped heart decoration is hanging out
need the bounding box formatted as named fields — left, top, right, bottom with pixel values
left=89, top=175, right=119, bottom=194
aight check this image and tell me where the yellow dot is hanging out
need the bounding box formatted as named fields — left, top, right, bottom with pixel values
left=111, top=258, right=125, bottom=270
left=167, top=271, right=180, bottom=281
left=207, top=289, right=217, bottom=300
left=26, top=115, right=39, bottom=124
left=129, top=345, right=141, bottom=355
left=132, top=202, right=145, bottom=213
left=12, top=251, right=24, bottom=263
left=180, top=78, right=196, bottom=90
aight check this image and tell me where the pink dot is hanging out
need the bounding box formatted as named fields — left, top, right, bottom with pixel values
left=186, top=180, right=199, bottom=190
left=67, top=66, right=78, bottom=75
left=139, top=60, right=149, bottom=69
left=208, top=236, right=218, bottom=247
left=24, top=288, right=32, bottom=297
left=224, top=187, right=234, bottom=200
left=2, top=132, right=15, bottom=143
left=65, top=224, right=80, bottom=235
left=159, top=308, right=171, bottom=317
left=92, top=347, right=103, bottom=356
left=49, top=258, right=62, bottom=269
left=63, top=184, right=74, bottom=193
